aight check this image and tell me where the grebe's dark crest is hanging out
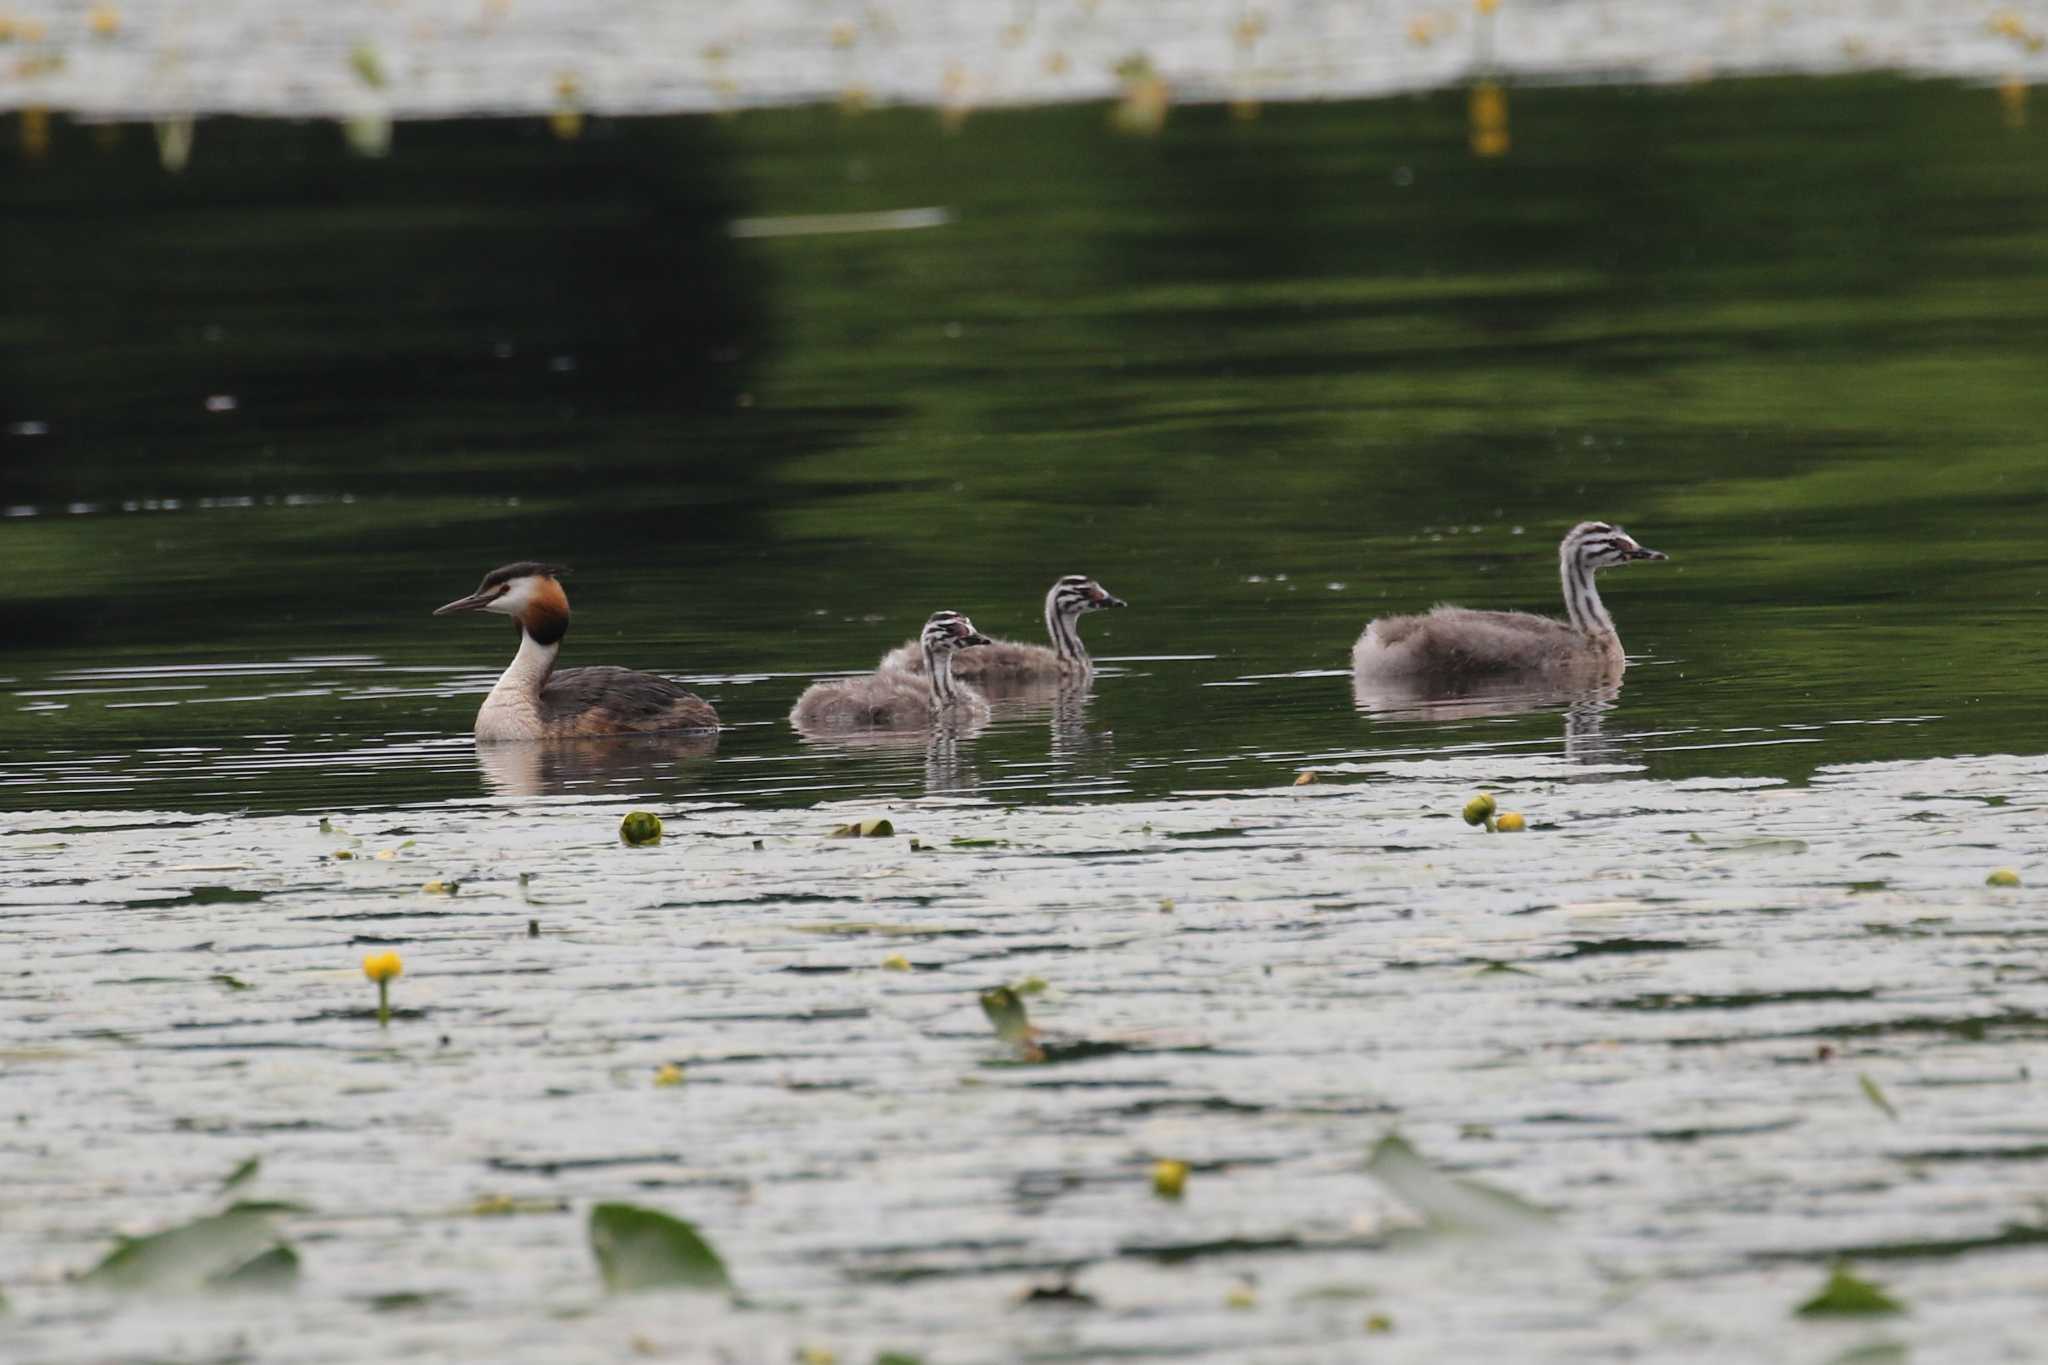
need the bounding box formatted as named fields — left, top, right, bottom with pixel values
left=878, top=575, right=1126, bottom=682
left=794, top=610, right=993, bottom=731
left=434, top=562, right=718, bottom=741
left=1352, top=522, right=1667, bottom=690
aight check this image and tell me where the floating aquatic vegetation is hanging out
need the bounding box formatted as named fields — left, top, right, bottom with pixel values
left=1152, top=1159, right=1189, bottom=1199
left=420, top=879, right=458, bottom=895
left=86, top=4, right=119, bottom=37
left=1462, top=794, right=1497, bottom=831
left=620, top=811, right=663, bottom=846
left=152, top=117, right=192, bottom=173
left=1986, top=868, right=2021, bottom=887
left=349, top=45, right=387, bottom=90
left=220, top=1156, right=260, bottom=1191
left=1366, top=1312, right=1394, bottom=1333
left=979, top=985, right=1039, bottom=1058
left=652, top=1063, right=684, bottom=1088
left=342, top=115, right=392, bottom=159
left=880, top=953, right=911, bottom=971
left=362, top=950, right=402, bottom=1028
left=1858, top=1074, right=1898, bottom=1121
left=830, top=818, right=895, bottom=838
left=1294, top=770, right=1318, bottom=785
left=1111, top=54, right=1168, bottom=135
left=81, top=1203, right=300, bottom=1293
left=1794, top=1264, right=1905, bottom=1317
left=1363, top=1134, right=1552, bottom=1235
left=1495, top=812, right=1526, bottom=832
left=1469, top=80, right=1509, bottom=158
left=587, top=1203, right=731, bottom=1294
left=1688, top=833, right=1809, bottom=856
left=1225, top=1279, right=1257, bottom=1309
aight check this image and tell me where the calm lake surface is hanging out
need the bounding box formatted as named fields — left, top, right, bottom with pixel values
left=3, top=78, right=2047, bottom=1362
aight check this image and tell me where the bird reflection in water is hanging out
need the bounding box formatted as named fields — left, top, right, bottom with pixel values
left=791, top=712, right=989, bottom=797
left=1351, top=675, right=1628, bottom=771
left=475, top=731, right=719, bottom=798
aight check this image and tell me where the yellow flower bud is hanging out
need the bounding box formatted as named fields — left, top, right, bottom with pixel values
left=1462, top=793, right=1497, bottom=827
left=1152, top=1158, right=1189, bottom=1198
left=361, top=951, right=403, bottom=984
left=652, top=1063, right=685, bottom=1087
left=619, top=811, right=663, bottom=846
left=1496, top=812, right=1526, bottom=832
left=1987, top=868, right=2022, bottom=888
left=880, top=953, right=911, bottom=971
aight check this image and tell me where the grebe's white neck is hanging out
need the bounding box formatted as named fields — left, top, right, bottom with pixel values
left=475, top=627, right=561, bottom=739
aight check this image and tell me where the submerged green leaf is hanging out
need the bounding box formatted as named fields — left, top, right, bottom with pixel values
left=350, top=46, right=387, bottom=89
left=1363, top=1134, right=1553, bottom=1235
left=1796, top=1265, right=1906, bottom=1317
left=979, top=986, right=1033, bottom=1045
left=220, top=1156, right=261, bottom=1191
left=588, top=1203, right=732, bottom=1294
left=82, top=1205, right=290, bottom=1292
left=1858, top=1074, right=1899, bottom=1121
left=211, top=1244, right=299, bottom=1291
left=1689, top=834, right=1809, bottom=855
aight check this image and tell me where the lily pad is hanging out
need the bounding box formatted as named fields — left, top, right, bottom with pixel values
left=1363, top=1134, right=1552, bottom=1235
left=81, top=1204, right=293, bottom=1292
left=212, top=1244, right=300, bottom=1291
left=1796, top=1265, right=1905, bottom=1317
left=1858, top=1074, right=1899, bottom=1121
left=588, top=1203, right=732, bottom=1294
left=979, top=986, right=1034, bottom=1046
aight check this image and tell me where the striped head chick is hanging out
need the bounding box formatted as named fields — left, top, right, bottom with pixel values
left=1558, top=523, right=1666, bottom=636
left=922, top=609, right=991, bottom=658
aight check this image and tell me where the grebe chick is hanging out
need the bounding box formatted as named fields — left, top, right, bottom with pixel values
left=1352, top=522, right=1667, bottom=688
left=878, top=575, right=1126, bottom=680
left=434, top=562, right=718, bottom=741
left=792, top=611, right=991, bottom=731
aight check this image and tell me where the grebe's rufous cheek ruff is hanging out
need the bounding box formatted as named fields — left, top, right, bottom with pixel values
left=793, top=610, right=993, bottom=731
left=434, top=562, right=718, bottom=741
left=1352, top=521, right=1668, bottom=690
left=877, top=574, right=1128, bottom=679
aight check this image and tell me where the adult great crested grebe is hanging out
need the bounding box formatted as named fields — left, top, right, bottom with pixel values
left=1352, top=522, right=1667, bottom=689
left=433, top=562, right=718, bottom=740
left=877, top=575, right=1125, bottom=681
left=793, top=610, right=991, bottom=730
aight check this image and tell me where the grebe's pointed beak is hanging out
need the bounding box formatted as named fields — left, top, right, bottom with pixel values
left=961, top=631, right=991, bottom=647
left=433, top=590, right=494, bottom=616
left=1098, top=591, right=1128, bottom=608
left=1629, top=545, right=1668, bottom=562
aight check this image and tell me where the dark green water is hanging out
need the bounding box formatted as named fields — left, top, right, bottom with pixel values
left=4, top=78, right=2046, bottom=813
